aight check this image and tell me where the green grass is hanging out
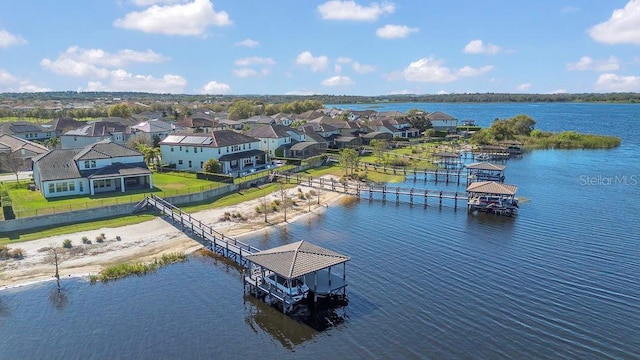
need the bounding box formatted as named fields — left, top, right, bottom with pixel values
left=90, top=252, right=187, bottom=283
left=521, top=131, right=621, bottom=149
left=181, top=183, right=295, bottom=213
left=5, top=172, right=225, bottom=218
left=0, top=214, right=155, bottom=245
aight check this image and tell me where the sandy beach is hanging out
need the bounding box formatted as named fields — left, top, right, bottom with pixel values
left=0, top=182, right=349, bottom=290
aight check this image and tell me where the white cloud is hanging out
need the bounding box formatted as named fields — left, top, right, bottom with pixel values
left=318, top=0, right=395, bottom=21
left=437, top=90, right=450, bottom=95
left=353, top=61, right=375, bottom=74
left=0, top=29, right=27, bottom=48
left=40, top=46, right=168, bottom=78
left=114, top=0, right=232, bottom=36
left=321, top=75, right=354, bottom=86
left=549, top=89, right=567, bottom=94
left=296, top=51, right=329, bottom=72
left=41, top=58, right=110, bottom=78
left=388, top=57, right=493, bottom=83
left=235, top=39, right=259, bottom=48
left=463, top=39, right=501, bottom=54
left=336, top=57, right=352, bottom=63
left=567, top=56, right=620, bottom=72
left=516, top=83, right=532, bottom=91
left=376, top=24, right=418, bottom=39
left=84, top=69, right=187, bottom=93
left=334, top=64, right=342, bottom=73
left=201, top=80, right=232, bottom=94
left=233, top=68, right=258, bottom=78
left=132, top=0, right=188, bottom=6
left=235, top=57, right=275, bottom=66
left=595, top=73, right=640, bottom=91
left=456, top=65, right=494, bottom=77
left=0, top=69, right=18, bottom=84
left=589, top=0, right=640, bottom=45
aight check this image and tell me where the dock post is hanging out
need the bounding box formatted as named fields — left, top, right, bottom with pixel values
left=424, top=189, right=428, bottom=207
left=382, top=186, right=386, bottom=201
left=457, top=170, right=461, bottom=186
left=439, top=191, right=443, bottom=206
left=409, top=188, right=414, bottom=205
left=435, top=169, right=438, bottom=183
left=454, top=192, right=458, bottom=210
left=395, top=187, right=400, bottom=203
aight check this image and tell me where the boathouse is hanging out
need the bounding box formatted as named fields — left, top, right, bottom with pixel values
left=244, top=240, right=350, bottom=313
left=498, top=140, right=524, bottom=155
left=432, top=151, right=462, bottom=169
left=466, top=181, right=519, bottom=216
left=465, top=162, right=506, bottom=183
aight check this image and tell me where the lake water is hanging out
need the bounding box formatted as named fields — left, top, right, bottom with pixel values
left=1, top=103, right=639, bottom=359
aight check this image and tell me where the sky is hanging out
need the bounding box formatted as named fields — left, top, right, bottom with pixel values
left=1, top=0, right=640, bottom=95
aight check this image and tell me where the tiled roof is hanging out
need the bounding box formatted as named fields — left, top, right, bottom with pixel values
left=34, top=149, right=82, bottom=181
left=0, top=134, right=49, bottom=154
left=245, top=240, right=350, bottom=279
left=160, top=130, right=258, bottom=147
left=466, top=181, right=517, bottom=195
left=427, top=111, right=457, bottom=120
left=74, top=140, right=141, bottom=161
left=243, top=124, right=300, bottom=139
left=465, top=162, right=506, bottom=171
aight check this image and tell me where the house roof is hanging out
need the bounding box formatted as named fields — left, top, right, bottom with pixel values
left=33, top=149, right=83, bottom=181
left=296, top=127, right=327, bottom=143
left=243, top=124, right=301, bottom=139
left=0, top=134, right=49, bottom=155
left=84, top=162, right=151, bottom=179
left=74, top=140, right=141, bottom=161
left=427, top=111, right=457, bottom=121
left=465, top=162, right=506, bottom=171
left=433, top=151, right=460, bottom=158
left=161, top=130, right=258, bottom=148
left=42, top=117, right=87, bottom=134
left=131, top=119, right=176, bottom=133
left=0, top=121, right=47, bottom=135
left=290, top=141, right=324, bottom=151
left=64, top=121, right=130, bottom=137
left=242, top=115, right=275, bottom=124
left=466, top=181, right=517, bottom=195
left=245, top=240, right=350, bottom=279
left=362, top=131, right=392, bottom=139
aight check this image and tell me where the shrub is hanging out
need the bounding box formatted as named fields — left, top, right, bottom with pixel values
left=8, top=248, right=24, bottom=259
left=82, top=236, right=90, bottom=244
left=96, top=234, right=106, bottom=243
left=62, top=239, right=72, bottom=248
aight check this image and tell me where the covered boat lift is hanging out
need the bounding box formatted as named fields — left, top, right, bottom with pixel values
left=465, top=162, right=506, bottom=183
left=467, top=181, right=519, bottom=216
left=244, top=240, right=350, bottom=313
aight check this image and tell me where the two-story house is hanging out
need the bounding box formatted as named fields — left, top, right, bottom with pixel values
left=32, top=140, right=152, bottom=198
left=159, top=130, right=264, bottom=175
left=0, top=134, right=50, bottom=171
left=243, top=124, right=304, bottom=158
left=60, top=120, right=132, bottom=149
left=427, top=111, right=458, bottom=132
left=0, top=121, right=56, bottom=142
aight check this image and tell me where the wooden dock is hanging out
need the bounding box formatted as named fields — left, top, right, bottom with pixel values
left=136, top=194, right=259, bottom=267
left=276, top=174, right=469, bottom=209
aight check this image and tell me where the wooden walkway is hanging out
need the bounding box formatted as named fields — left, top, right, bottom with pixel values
left=276, top=174, right=469, bottom=209
left=135, top=194, right=260, bottom=267
left=359, top=162, right=469, bottom=185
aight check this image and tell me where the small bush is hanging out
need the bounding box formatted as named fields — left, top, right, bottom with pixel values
left=82, top=236, right=90, bottom=244
left=62, top=239, right=73, bottom=248
left=0, top=245, right=9, bottom=259
left=8, top=248, right=24, bottom=259
left=116, top=236, right=121, bottom=241
left=96, top=234, right=106, bottom=243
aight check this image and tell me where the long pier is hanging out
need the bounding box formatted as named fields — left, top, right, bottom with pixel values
left=135, top=194, right=260, bottom=267
left=276, top=174, right=469, bottom=210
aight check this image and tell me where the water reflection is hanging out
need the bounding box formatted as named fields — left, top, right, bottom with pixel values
left=48, top=286, right=68, bottom=311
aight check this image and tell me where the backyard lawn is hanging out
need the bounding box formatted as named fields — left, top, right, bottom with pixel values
left=4, top=172, right=227, bottom=218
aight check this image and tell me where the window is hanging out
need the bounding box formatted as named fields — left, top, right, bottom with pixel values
left=179, top=146, right=182, bottom=151
left=178, top=159, right=183, bottom=165
left=218, top=148, right=221, bottom=154
left=83, top=160, right=96, bottom=169
left=200, top=161, right=203, bottom=168
left=74, top=136, right=78, bottom=141
left=69, top=182, right=75, bottom=191
left=170, top=147, right=174, bottom=152
left=188, top=160, right=192, bottom=167
left=48, top=183, right=54, bottom=193
left=79, top=182, right=83, bottom=192
left=243, top=144, right=246, bottom=150
left=193, top=147, right=197, bottom=153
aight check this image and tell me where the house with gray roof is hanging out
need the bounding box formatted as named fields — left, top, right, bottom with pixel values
left=427, top=111, right=458, bottom=132
left=243, top=124, right=304, bottom=158
left=60, top=120, right=132, bottom=149
left=32, top=140, right=152, bottom=198
left=0, top=134, right=50, bottom=171
left=159, top=130, right=264, bottom=175
left=0, top=121, right=56, bottom=142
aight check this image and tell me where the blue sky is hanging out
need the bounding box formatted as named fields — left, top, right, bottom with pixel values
left=1, top=0, right=639, bottom=95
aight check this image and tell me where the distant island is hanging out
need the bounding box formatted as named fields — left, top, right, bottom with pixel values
left=471, top=114, right=621, bottom=149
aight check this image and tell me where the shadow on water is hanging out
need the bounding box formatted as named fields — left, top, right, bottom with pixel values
left=48, top=286, right=68, bottom=311
left=242, top=293, right=349, bottom=350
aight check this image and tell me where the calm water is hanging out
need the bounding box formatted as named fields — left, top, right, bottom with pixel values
left=1, top=103, right=639, bottom=359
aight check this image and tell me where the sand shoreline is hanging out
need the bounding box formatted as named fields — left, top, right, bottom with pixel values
left=0, top=182, right=349, bottom=290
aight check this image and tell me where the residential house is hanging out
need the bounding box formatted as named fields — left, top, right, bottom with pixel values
left=41, top=117, right=87, bottom=137
left=32, top=140, right=152, bottom=198
left=298, top=123, right=341, bottom=148
left=130, top=118, right=178, bottom=145
left=0, top=134, right=50, bottom=171
left=427, top=111, right=458, bottom=132
left=159, top=130, right=264, bottom=175
left=243, top=124, right=304, bottom=158
left=0, top=121, right=55, bottom=142
left=271, top=113, right=295, bottom=126
left=60, top=120, right=132, bottom=149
